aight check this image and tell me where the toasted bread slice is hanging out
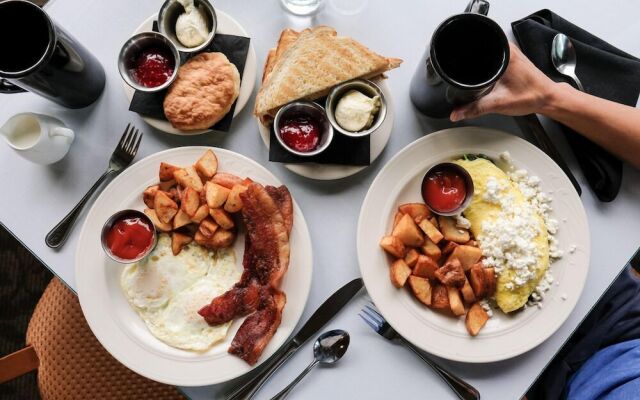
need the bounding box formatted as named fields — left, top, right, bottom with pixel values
left=254, top=26, right=402, bottom=119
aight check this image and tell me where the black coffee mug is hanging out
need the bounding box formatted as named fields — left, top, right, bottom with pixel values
left=0, top=0, right=105, bottom=108
left=409, top=0, right=509, bottom=119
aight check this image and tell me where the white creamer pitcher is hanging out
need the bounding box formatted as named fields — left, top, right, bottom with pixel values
left=1, top=113, right=74, bottom=164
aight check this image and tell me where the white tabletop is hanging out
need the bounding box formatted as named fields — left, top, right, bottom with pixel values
left=1, top=0, right=639, bottom=399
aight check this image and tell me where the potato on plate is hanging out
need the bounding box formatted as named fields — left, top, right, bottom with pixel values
left=224, top=184, right=248, bottom=213
left=431, top=283, right=450, bottom=310
left=174, top=166, right=203, bottom=192
left=158, top=179, right=177, bottom=192
left=447, top=286, right=465, bottom=316
left=417, top=218, right=443, bottom=244
left=171, top=232, right=192, bottom=256
left=195, top=149, right=218, bottom=179
left=190, top=204, right=209, bottom=223
left=209, top=208, right=234, bottom=230
left=210, top=229, right=236, bottom=248
left=438, top=216, right=470, bottom=243
left=392, top=214, right=424, bottom=247
left=390, top=259, right=412, bottom=288
left=159, top=162, right=180, bottom=182
left=143, top=185, right=159, bottom=209
left=212, top=172, right=243, bottom=189
left=205, top=181, right=230, bottom=209
left=447, top=245, right=483, bottom=271
left=441, top=241, right=458, bottom=256
left=379, top=236, right=406, bottom=258
left=483, top=267, right=496, bottom=297
left=404, top=249, right=420, bottom=268
left=173, top=209, right=191, bottom=230
left=198, top=217, right=219, bottom=238
left=413, top=255, right=438, bottom=279
left=420, top=238, right=441, bottom=259
left=180, top=187, right=200, bottom=217
left=466, top=303, right=489, bottom=336
left=393, top=211, right=404, bottom=229
left=398, top=203, right=431, bottom=223
left=469, top=264, right=490, bottom=298
left=408, top=276, right=432, bottom=306
left=144, top=208, right=171, bottom=232
left=154, top=191, right=178, bottom=224
left=460, top=278, right=476, bottom=304
left=435, top=259, right=466, bottom=288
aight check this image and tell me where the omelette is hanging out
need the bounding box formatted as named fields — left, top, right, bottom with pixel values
left=454, top=158, right=549, bottom=313
left=121, top=234, right=241, bottom=351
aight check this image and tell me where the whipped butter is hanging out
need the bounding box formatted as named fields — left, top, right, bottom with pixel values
left=334, top=90, right=380, bottom=132
left=175, top=0, right=210, bottom=48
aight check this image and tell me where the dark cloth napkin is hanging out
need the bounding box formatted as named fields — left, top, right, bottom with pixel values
left=268, top=98, right=370, bottom=165
left=129, top=22, right=250, bottom=132
left=512, top=10, right=640, bottom=202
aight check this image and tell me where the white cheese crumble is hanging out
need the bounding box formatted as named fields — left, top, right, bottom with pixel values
left=479, top=299, right=494, bottom=318
left=455, top=214, right=471, bottom=229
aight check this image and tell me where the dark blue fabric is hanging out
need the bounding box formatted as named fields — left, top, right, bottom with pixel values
left=526, top=256, right=640, bottom=400
left=566, top=339, right=640, bottom=400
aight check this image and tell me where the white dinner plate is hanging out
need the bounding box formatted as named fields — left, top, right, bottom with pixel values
left=357, top=127, right=590, bottom=363
left=123, top=8, right=257, bottom=136
left=257, top=78, right=395, bottom=180
left=75, top=147, right=312, bottom=386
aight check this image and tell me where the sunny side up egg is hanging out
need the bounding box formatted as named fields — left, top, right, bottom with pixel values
left=121, top=234, right=241, bottom=351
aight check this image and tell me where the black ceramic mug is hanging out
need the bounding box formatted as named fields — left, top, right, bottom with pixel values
left=0, top=0, right=105, bottom=108
left=409, top=0, right=509, bottom=118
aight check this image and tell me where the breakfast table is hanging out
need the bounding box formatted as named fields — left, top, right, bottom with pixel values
left=1, top=0, right=639, bottom=399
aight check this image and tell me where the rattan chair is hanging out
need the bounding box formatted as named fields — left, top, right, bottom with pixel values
left=0, top=278, right=186, bottom=400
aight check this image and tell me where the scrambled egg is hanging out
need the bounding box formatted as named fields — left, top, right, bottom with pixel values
left=454, top=158, right=549, bottom=313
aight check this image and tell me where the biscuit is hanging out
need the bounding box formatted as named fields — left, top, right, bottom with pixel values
left=164, top=52, right=240, bottom=131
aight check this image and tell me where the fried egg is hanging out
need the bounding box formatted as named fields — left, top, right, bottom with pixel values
left=121, top=234, right=240, bottom=351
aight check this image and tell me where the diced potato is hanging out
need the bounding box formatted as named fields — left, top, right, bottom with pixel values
left=224, top=184, right=248, bottom=213
left=413, top=255, right=439, bottom=279
left=172, top=209, right=191, bottom=230
left=447, top=245, right=483, bottom=271
left=158, top=179, right=177, bottom=192
left=429, top=216, right=439, bottom=229
left=398, top=203, right=431, bottom=223
left=198, top=217, right=219, bottom=238
left=408, top=276, right=432, bottom=306
left=174, top=166, right=203, bottom=192
left=211, top=172, right=243, bottom=189
left=441, top=241, right=458, bottom=256
left=195, top=149, right=218, bottom=179
left=143, top=185, right=159, bottom=209
left=431, top=283, right=450, bottom=310
left=379, top=236, right=406, bottom=258
left=435, top=259, right=466, bottom=288
left=144, top=208, right=171, bottom=232
left=483, top=267, right=496, bottom=297
left=417, top=218, right=443, bottom=244
left=438, top=216, right=470, bottom=243
left=171, top=232, right=192, bottom=256
left=420, top=238, right=442, bottom=259
left=154, top=191, right=178, bottom=224
left=204, top=181, right=230, bottom=209
left=209, top=208, right=235, bottom=230
left=465, top=303, right=489, bottom=336
left=167, top=187, right=180, bottom=204
left=392, top=214, right=424, bottom=247
left=159, top=162, right=180, bottom=182
left=393, top=211, right=404, bottom=229
left=469, top=264, right=488, bottom=298
left=465, top=240, right=478, bottom=247
left=194, top=229, right=235, bottom=249
left=180, top=187, right=200, bottom=217
left=190, top=205, right=209, bottom=223
left=447, top=287, right=466, bottom=316
left=460, top=278, right=477, bottom=304
left=404, top=249, right=420, bottom=268
left=390, top=259, right=412, bottom=288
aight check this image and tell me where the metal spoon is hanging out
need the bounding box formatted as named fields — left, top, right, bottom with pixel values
left=551, top=33, right=585, bottom=91
left=271, top=330, right=350, bottom=400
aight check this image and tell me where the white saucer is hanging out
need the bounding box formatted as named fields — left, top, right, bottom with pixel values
left=257, top=78, right=395, bottom=180
left=123, top=8, right=257, bottom=136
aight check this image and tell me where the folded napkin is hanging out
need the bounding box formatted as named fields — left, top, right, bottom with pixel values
left=129, top=22, right=250, bottom=132
left=268, top=98, right=370, bottom=165
left=512, top=10, right=640, bottom=202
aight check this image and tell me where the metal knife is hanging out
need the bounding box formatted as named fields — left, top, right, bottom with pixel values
left=515, top=114, right=582, bottom=196
left=225, top=277, right=364, bottom=400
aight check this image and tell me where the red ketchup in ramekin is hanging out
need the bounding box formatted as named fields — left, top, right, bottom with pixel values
left=103, top=211, right=155, bottom=262
left=421, top=163, right=473, bottom=215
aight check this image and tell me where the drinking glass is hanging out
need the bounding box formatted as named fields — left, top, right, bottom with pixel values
left=280, top=0, right=322, bottom=16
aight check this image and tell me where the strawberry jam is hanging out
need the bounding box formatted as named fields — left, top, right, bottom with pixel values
left=131, top=47, right=175, bottom=88
left=279, top=116, right=321, bottom=153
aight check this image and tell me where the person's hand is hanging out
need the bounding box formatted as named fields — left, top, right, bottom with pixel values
left=450, top=43, right=558, bottom=121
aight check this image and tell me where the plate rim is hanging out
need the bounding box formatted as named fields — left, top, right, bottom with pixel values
left=74, top=146, right=313, bottom=385
left=357, top=126, right=590, bottom=363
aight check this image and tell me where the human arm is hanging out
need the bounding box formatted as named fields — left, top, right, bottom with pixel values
left=450, top=43, right=640, bottom=168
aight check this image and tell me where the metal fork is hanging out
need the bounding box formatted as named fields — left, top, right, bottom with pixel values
left=359, top=303, right=480, bottom=400
left=45, top=124, right=142, bottom=248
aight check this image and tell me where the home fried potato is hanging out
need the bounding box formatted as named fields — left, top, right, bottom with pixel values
left=420, top=238, right=442, bottom=259
left=413, top=255, right=438, bottom=279
left=190, top=204, right=209, bottom=223
left=159, top=162, right=180, bottom=182
left=398, top=203, right=431, bottom=223
left=209, top=208, right=235, bottom=230
left=431, top=283, right=450, bottom=310
left=438, top=216, right=470, bottom=243
left=210, top=229, right=236, bottom=248
left=195, top=149, right=218, bottom=179
left=390, top=259, right=412, bottom=288
left=465, top=303, right=489, bottom=336
left=392, top=214, right=424, bottom=247
left=408, top=276, right=432, bottom=306
left=435, top=259, right=466, bottom=288
left=144, top=208, right=172, bottom=232
left=441, top=241, right=458, bottom=256
left=447, top=286, right=465, bottom=316
left=205, top=181, right=230, bottom=209
left=143, top=185, right=159, bottom=209
left=404, top=249, right=420, bottom=268
left=171, top=232, right=193, bottom=256
left=174, top=166, right=203, bottom=192
left=154, top=191, right=178, bottom=224
left=173, top=209, right=191, bottom=230
left=158, top=179, right=177, bottom=192
left=198, top=217, right=219, bottom=238
left=212, top=172, right=243, bottom=189
left=393, top=211, right=404, bottom=229
left=180, top=187, right=200, bottom=217
left=417, top=218, right=443, bottom=244
left=447, top=245, right=483, bottom=271
left=224, top=184, right=248, bottom=213
left=469, top=263, right=489, bottom=298
left=379, top=236, right=406, bottom=258
left=483, top=267, right=496, bottom=297
left=460, top=278, right=477, bottom=304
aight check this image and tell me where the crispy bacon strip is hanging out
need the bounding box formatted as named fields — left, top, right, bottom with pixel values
left=265, top=185, right=293, bottom=236
left=197, top=281, right=261, bottom=325
left=229, top=289, right=286, bottom=365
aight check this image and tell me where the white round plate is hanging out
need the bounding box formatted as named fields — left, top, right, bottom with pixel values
left=75, top=147, right=312, bottom=386
left=357, top=127, right=590, bottom=363
left=257, top=78, right=395, bottom=180
left=124, top=8, right=257, bottom=136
